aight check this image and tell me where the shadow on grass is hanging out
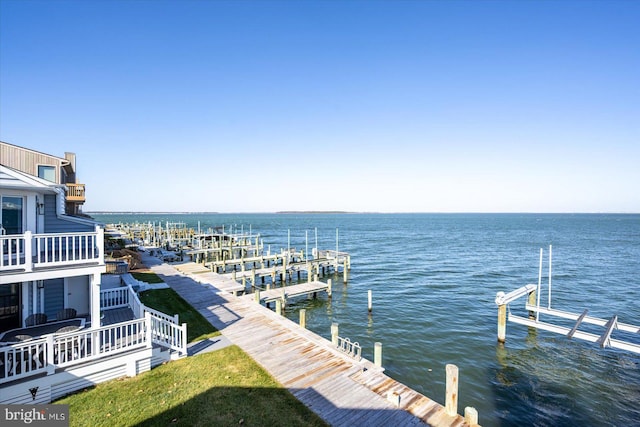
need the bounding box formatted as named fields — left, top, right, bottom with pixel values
left=131, top=386, right=325, bottom=427
left=132, top=385, right=421, bottom=427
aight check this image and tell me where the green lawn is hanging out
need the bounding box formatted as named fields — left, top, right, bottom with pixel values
left=131, top=271, right=165, bottom=284
left=57, top=345, right=328, bottom=427
left=138, top=287, right=219, bottom=342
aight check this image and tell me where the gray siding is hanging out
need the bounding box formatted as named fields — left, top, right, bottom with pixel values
left=43, top=278, right=64, bottom=320
left=43, top=195, right=93, bottom=233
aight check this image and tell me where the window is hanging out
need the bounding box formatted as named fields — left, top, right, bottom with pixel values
left=38, top=165, right=56, bottom=182
left=1, top=196, right=24, bottom=234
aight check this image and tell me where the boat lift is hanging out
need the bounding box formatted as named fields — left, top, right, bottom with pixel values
left=495, top=245, right=640, bottom=354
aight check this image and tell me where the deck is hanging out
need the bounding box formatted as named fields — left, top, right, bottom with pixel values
left=143, top=253, right=469, bottom=426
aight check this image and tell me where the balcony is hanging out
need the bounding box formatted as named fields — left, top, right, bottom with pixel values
left=0, top=228, right=104, bottom=281
left=0, top=283, right=187, bottom=386
left=65, top=183, right=86, bottom=203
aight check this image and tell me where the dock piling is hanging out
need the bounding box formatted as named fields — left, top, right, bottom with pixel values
left=374, top=342, right=382, bottom=367
left=445, top=364, right=459, bottom=417
left=368, top=290, right=373, bottom=313
left=331, top=323, right=339, bottom=346
left=497, top=304, right=507, bottom=343
left=527, top=288, right=536, bottom=320
left=300, top=309, right=306, bottom=329
left=464, top=407, right=479, bottom=426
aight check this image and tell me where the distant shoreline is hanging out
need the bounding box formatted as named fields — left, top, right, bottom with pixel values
left=86, top=211, right=356, bottom=215
left=86, top=211, right=639, bottom=215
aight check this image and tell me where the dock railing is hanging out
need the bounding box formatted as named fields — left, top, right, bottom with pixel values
left=336, top=336, right=362, bottom=360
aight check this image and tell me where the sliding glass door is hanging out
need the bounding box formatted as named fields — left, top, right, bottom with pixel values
left=1, top=196, right=24, bottom=235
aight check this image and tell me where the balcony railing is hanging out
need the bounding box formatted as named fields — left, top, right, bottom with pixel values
left=65, top=183, right=85, bottom=203
left=100, top=281, right=186, bottom=354
left=0, top=227, right=104, bottom=273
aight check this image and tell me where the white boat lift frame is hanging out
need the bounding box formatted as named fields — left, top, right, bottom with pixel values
left=495, top=246, right=640, bottom=354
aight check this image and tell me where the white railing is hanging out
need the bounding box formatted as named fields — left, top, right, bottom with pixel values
left=0, top=338, right=49, bottom=382
left=0, top=313, right=187, bottom=384
left=148, top=313, right=187, bottom=354
left=100, top=287, right=130, bottom=310
left=0, top=226, right=104, bottom=272
left=99, top=282, right=185, bottom=354
left=0, top=235, right=25, bottom=270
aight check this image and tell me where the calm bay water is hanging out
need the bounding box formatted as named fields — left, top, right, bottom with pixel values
left=92, top=213, right=640, bottom=426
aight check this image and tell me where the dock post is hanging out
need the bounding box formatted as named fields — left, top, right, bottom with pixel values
left=282, top=258, right=288, bottom=283
left=327, top=279, right=332, bottom=298
left=331, top=323, right=339, bottom=346
left=368, top=290, right=373, bottom=313
left=300, top=309, right=306, bottom=328
left=307, top=262, right=312, bottom=282
left=374, top=342, right=382, bottom=367
left=232, top=270, right=237, bottom=282
left=527, top=289, right=536, bottom=319
left=445, top=364, right=459, bottom=417
left=343, top=261, right=348, bottom=284
left=275, top=298, right=282, bottom=315
left=254, top=290, right=260, bottom=305
left=497, top=304, right=507, bottom=343
left=464, top=407, right=478, bottom=426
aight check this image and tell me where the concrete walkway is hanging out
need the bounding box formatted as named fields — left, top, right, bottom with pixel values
left=140, top=253, right=469, bottom=427
left=187, top=335, right=233, bottom=356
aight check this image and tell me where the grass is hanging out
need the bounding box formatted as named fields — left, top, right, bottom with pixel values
left=138, top=287, right=219, bottom=342
left=56, top=345, right=328, bottom=427
left=131, top=271, right=165, bottom=284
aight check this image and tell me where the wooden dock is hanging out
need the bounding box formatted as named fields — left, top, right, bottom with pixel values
left=143, top=253, right=471, bottom=427
left=241, top=281, right=330, bottom=304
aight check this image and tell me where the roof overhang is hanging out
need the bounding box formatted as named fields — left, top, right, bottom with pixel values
left=0, top=164, right=64, bottom=194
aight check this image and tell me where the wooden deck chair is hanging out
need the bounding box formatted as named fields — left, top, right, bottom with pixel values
left=25, top=313, right=48, bottom=326
left=56, top=308, right=77, bottom=320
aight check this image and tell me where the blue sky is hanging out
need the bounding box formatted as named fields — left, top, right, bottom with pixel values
left=1, top=0, right=638, bottom=213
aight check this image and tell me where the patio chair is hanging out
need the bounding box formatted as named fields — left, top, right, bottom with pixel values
left=57, top=308, right=77, bottom=320
left=25, top=313, right=47, bottom=326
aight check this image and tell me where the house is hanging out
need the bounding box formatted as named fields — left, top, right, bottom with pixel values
left=0, top=142, right=186, bottom=404
left=1, top=141, right=86, bottom=217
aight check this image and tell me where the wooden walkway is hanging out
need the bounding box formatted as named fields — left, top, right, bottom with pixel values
left=143, top=254, right=469, bottom=427
left=173, top=262, right=245, bottom=294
